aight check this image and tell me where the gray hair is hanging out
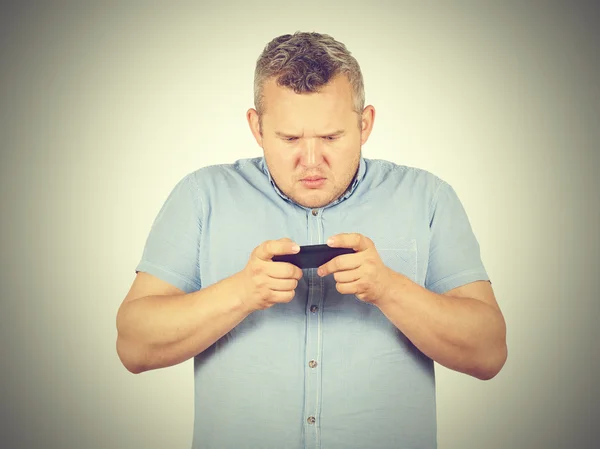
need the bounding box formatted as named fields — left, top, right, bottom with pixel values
left=253, top=32, right=365, bottom=121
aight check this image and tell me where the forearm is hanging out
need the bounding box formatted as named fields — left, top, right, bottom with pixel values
left=116, top=273, right=251, bottom=373
left=375, top=272, right=507, bottom=380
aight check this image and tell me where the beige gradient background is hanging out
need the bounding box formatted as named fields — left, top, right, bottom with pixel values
left=1, top=1, right=598, bottom=448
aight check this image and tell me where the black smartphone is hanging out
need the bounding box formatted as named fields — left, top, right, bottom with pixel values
left=272, top=244, right=356, bottom=269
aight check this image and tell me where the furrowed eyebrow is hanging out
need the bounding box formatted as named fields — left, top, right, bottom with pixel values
left=318, top=130, right=345, bottom=137
left=274, top=130, right=345, bottom=138
left=275, top=131, right=302, bottom=138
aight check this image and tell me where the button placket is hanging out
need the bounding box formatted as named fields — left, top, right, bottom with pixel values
left=303, top=206, right=323, bottom=446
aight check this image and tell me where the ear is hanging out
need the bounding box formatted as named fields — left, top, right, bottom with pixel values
left=360, top=105, right=376, bottom=145
left=247, top=108, right=263, bottom=148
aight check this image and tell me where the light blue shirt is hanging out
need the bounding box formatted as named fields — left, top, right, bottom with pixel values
left=136, top=154, right=490, bottom=449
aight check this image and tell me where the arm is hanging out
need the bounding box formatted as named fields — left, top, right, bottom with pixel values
left=116, top=271, right=251, bottom=374
left=116, top=239, right=304, bottom=374
left=374, top=276, right=507, bottom=380
left=318, top=232, right=507, bottom=381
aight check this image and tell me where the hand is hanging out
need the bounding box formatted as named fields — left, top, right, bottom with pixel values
left=317, top=233, right=394, bottom=304
left=236, top=238, right=304, bottom=312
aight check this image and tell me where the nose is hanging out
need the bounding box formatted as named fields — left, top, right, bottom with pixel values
left=299, top=138, right=324, bottom=167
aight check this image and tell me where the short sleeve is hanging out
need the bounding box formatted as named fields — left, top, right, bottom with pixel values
left=135, top=173, right=202, bottom=293
left=425, top=181, right=490, bottom=294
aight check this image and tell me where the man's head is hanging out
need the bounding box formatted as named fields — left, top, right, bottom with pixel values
left=247, top=32, right=375, bottom=208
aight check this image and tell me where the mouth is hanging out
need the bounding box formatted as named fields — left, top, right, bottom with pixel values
left=300, top=177, right=326, bottom=188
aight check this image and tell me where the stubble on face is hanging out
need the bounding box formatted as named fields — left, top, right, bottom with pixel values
left=275, top=151, right=361, bottom=209
left=258, top=75, right=363, bottom=209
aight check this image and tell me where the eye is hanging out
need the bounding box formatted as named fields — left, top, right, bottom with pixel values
left=283, top=137, right=298, bottom=142
left=323, top=136, right=337, bottom=141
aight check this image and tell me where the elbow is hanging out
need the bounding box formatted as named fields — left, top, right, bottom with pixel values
left=474, top=342, right=508, bottom=381
left=475, top=313, right=508, bottom=381
left=115, top=304, right=146, bottom=374
left=116, top=336, right=147, bottom=374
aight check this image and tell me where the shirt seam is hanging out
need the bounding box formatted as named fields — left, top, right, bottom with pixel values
left=187, top=171, right=205, bottom=232
left=427, top=268, right=487, bottom=291
left=428, top=178, right=447, bottom=227
left=137, top=259, right=201, bottom=291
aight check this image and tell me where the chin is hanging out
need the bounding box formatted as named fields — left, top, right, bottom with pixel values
left=292, top=192, right=334, bottom=209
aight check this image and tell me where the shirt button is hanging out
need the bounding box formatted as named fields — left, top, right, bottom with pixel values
left=310, top=305, right=318, bottom=313
left=311, top=209, right=318, bottom=216
left=307, top=416, right=316, bottom=425
left=309, top=360, right=318, bottom=368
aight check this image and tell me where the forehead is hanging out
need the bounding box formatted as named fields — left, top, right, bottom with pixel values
left=261, top=75, right=355, bottom=131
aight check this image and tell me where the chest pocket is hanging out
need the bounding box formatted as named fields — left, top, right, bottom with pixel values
left=374, top=238, right=418, bottom=284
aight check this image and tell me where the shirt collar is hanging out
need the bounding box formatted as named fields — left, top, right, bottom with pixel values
left=259, top=154, right=367, bottom=209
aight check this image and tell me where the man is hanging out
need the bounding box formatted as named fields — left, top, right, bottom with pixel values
left=116, top=31, right=507, bottom=449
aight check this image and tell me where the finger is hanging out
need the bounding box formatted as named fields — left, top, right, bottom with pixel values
left=255, top=239, right=300, bottom=261
left=268, top=278, right=299, bottom=292
left=268, top=290, right=297, bottom=304
left=268, top=261, right=303, bottom=280
left=332, top=268, right=361, bottom=284
left=327, top=233, right=370, bottom=252
left=317, top=253, right=361, bottom=277
left=335, top=280, right=359, bottom=295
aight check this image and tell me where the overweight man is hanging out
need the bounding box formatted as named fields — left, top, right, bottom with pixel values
left=116, top=31, right=507, bottom=449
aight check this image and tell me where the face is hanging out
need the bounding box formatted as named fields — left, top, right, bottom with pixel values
left=247, top=74, right=375, bottom=208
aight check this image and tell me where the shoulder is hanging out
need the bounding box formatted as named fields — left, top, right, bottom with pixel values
left=155, top=158, right=262, bottom=210
left=183, top=157, right=263, bottom=189
left=365, top=157, right=448, bottom=196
